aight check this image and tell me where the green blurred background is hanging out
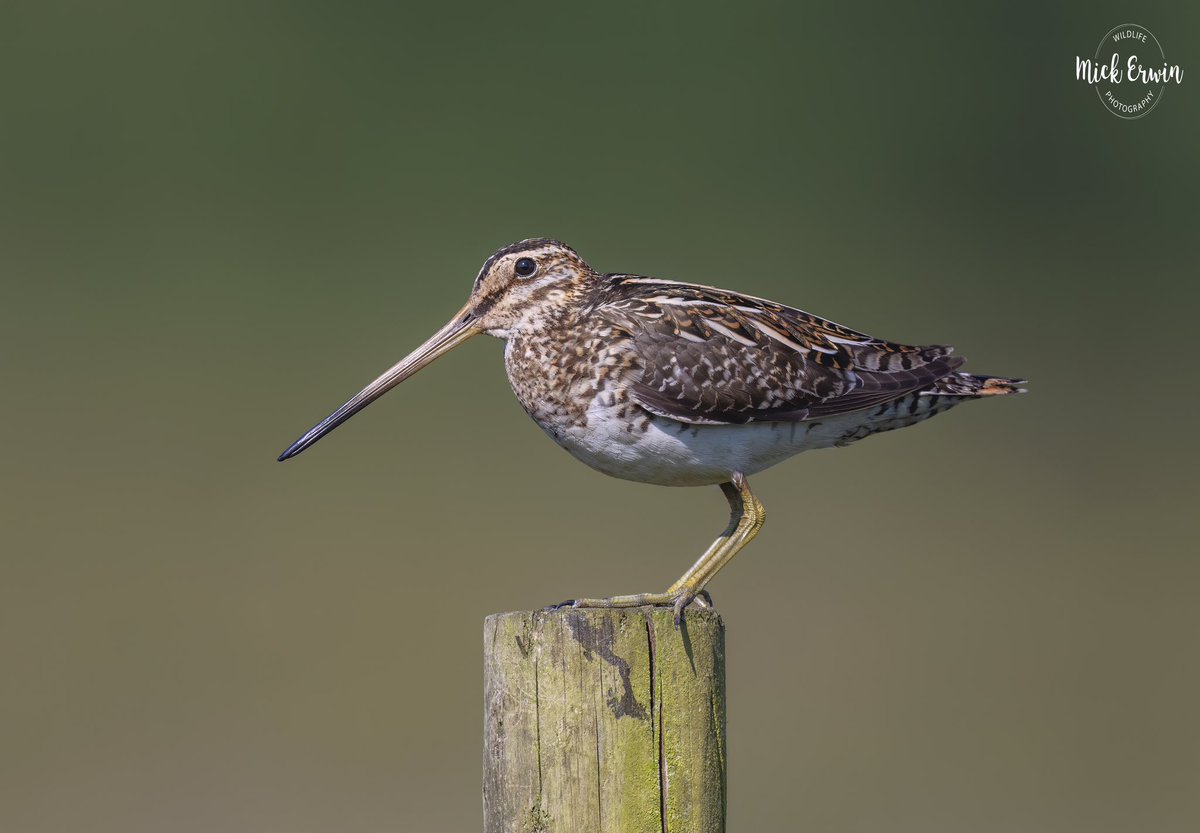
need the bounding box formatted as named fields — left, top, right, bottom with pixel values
left=2, top=1, right=1197, bottom=831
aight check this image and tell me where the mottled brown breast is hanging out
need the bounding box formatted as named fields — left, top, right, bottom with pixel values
left=503, top=314, right=649, bottom=440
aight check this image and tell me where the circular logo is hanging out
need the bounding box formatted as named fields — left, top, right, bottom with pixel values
left=1090, top=24, right=1170, bottom=119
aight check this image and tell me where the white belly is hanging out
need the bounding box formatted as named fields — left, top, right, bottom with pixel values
left=549, top=399, right=864, bottom=487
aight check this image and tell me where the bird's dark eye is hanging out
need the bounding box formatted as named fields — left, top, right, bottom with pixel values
left=514, top=257, right=537, bottom=278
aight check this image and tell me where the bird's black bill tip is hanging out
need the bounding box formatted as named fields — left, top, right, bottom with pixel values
left=276, top=436, right=312, bottom=462
left=276, top=418, right=341, bottom=462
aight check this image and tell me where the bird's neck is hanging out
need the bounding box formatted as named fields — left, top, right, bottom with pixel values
left=489, top=285, right=591, bottom=341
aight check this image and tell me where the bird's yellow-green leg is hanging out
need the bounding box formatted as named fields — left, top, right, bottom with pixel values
left=665, top=478, right=749, bottom=595
left=565, top=473, right=765, bottom=625
left=674, top=473, right=765, bottom=595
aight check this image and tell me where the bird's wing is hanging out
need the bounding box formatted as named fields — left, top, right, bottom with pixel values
left=595, top=277, right=964, bottom=426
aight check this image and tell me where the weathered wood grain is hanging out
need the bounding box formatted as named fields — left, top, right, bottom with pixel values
left=484, top=608, right=726, bottom=833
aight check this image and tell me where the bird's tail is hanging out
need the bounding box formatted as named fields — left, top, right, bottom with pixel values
left=830, top=371, right=1024, bottom=448
left=926, top=372, right=1028, bottom=397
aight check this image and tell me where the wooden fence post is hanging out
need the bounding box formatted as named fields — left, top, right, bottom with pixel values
left=483, top=607, right=726, bottom=832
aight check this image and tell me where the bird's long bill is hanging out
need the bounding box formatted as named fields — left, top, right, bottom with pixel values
left=277, top=305, right=481, bottom=461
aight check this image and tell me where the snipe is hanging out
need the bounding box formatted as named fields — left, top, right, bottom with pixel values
left=279, top=239, right=1024, bottom=623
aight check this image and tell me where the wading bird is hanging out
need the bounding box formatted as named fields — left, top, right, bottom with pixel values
left=279, top=240, right=1023, bottom=623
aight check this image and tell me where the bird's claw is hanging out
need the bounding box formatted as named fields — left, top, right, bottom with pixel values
left=671, top=590, right=695, bottom=628
left=677, top=587, right=720, bottom=619
left=672, top=588, right=719, bottom=627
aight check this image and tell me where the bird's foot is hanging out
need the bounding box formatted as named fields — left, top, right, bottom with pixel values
left=548, top=588, right=714, bottom=628
left=669, top=588, right=717, bottom=626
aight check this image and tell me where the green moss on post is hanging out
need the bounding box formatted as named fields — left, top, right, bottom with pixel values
left=484, top=608, right=726, bottom=832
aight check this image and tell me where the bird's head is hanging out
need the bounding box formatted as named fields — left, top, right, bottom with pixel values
left=465, top=239, right=596, bottom=337
left=278, top=238, right=595, bottom=461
